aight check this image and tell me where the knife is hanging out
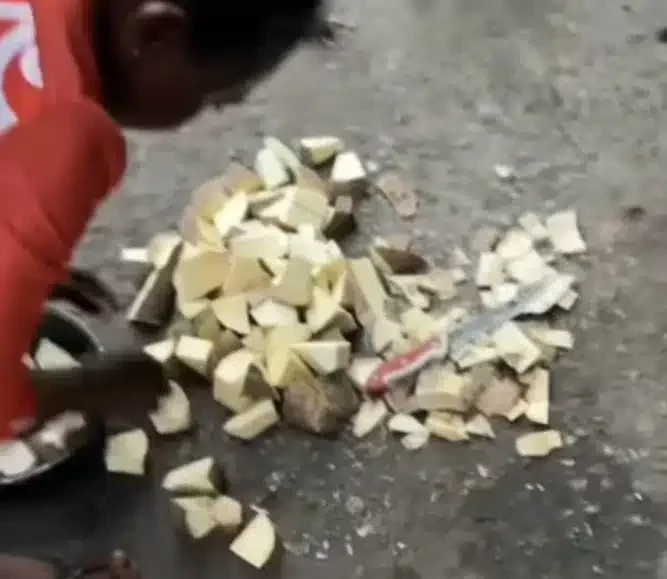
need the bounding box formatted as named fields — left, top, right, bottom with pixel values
left=364, top=274, right=574, bottom=395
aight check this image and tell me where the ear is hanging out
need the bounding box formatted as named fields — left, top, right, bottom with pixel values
left=120, top=0, right=189, bottom=59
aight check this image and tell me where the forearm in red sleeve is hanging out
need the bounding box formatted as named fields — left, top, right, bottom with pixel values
left=0, top=99, right=126, bottom=440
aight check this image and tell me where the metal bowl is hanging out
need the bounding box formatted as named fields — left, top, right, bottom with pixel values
left=0, top=304, right=106, bottom=488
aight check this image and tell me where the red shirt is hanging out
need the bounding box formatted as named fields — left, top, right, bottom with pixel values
left=0, top=0, right=126, bottom=439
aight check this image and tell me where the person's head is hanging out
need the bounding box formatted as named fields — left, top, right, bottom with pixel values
left=95, top=0, right=329, bottom=129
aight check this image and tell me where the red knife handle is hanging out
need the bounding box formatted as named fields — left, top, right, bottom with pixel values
left=365, top=339, right=443, bottom=396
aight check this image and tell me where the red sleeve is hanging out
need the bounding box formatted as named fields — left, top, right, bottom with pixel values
left=0, top=99, right=126, bottom=440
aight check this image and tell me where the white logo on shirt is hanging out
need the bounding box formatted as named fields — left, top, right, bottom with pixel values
left=0, top=1, right=43, bottom=133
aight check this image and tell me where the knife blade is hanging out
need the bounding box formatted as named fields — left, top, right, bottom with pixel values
left=364, top=274, right=573, bottom=395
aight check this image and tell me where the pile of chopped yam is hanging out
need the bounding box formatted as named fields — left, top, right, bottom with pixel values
left=116, top=135, right=588, bottom=554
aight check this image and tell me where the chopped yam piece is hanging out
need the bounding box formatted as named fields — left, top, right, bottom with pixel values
left=522, top=273, right=576, bottom=315
left=299, top=136, right=343, bottom=166
left=148, top=232, right=183, bottom=269
left=144, top=338, right=176, bottom=364
left=330, top=151, right=367, bottom=198
left=331, top=269, right=355, bottom=309
left=191, top=306, right=221, bottom=342
left=518, top=212, right=549, bottom=241
left=451, top=246, right=471, bottom=267
left=505, top=250, right=547, bottom=285
left=241, top=326, right=266, bottom=357
left=150, top=381, right=191, bottom=435
left=177, top=298, right=207, bottom=320
left=314, top=326, right=345, bottom=341
left=212, top=294, right=250, bottom=335
left=120, top=247, right=150, bottom=264
left=401, top=431, right=430, bottom=451
left=184, top=176, right=229, bottom=225
left=105, top=429, right=148, bottom=476
left=271, top=257, right=313, bottom=307
left=475, top=252, right=504, bottom=288
left=222, top=255, right=271, bottom=295
left=371, top=317, right=404, bottom=355
left=516, top=430, right=563, bottom=457
left=492, top=322, right=541, bottom=374
left=400, top=308, right=438, bottom=343
left=175, top=336, right=213, bottom=376
left=261, top=257, right=287, bottom=277
left=558, top=289, right=579, bottom=310
left=295, top=163, right=328, bottom=191
left=265, top=324, right=311, bottom=352
left=264, top=136, right=301, bottom=171
left=346, top=357, right=383, bottom=389
left=223, top=399, right=279, bottom=440
left=172, top=497, right=217, bottom=539
left=36, top=412, right=86, bottom=449
left=480, top=283, right=519, bottom=309
left=221, top=161, right=264, bottom=194
left=387, top=414, right=427, bottom=435
left=34, top=339, right=79, bottom=369
left=524, top=324, right=574, bottom=350
left=266, top=348, right=315, bottom=389
left=306, top=287, right=356, bottom=335
left=465, top=414, right=495, bottom=439
left=212, top=496, right=243, bottom=533
left=504, top=399, right=527, bottom=422
left=385, top=276, right=431, bottom=310
left=495, top=229, right=533, bottom=261
left=173, top=246, right=227, bottom=302
left=247, top=190, right=284, bottom=216
left=426, top=412, right=468, bottom=442
left=523, top=367, right=550, bottom=425
left=288, top=233, right=334, bottom=265
left=352, top=399, right=387, bottom=438
left=413, top=364, right=479, bottom=412
left=258, top=185, right=331, bottom=231
left=455, top=345, right=498, bottom=370
left=126, top=246, right=180, bottom=328
left=0, top=440, right=36, bottom=477
left=348, top=258, right=388, bottom=319
left=312, top=257, right=347, bottom=290
left=291, top=341, right=351, bottom=375
left=229, top=224, right=289, bottom=260
left=546, top=210, right=586, bottom=254
left=229, top=512, right=277, bottom=569
left=255, top=147, right=290, bottom=189
left=451, top=267, right=467, bottom=284
left=213, top=349, right=256, bottom=413
left=251, top=299, right=299, bottom=328
left=213, top=192, right=249, bottom=239
left=162, top=457, right=226, bottom=494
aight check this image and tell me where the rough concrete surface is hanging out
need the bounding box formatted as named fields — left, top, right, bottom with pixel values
left=4, top=0, right=667, bottom=577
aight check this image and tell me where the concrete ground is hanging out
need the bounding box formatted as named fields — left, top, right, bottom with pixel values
left=5, top=0, right=667, bottom=577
